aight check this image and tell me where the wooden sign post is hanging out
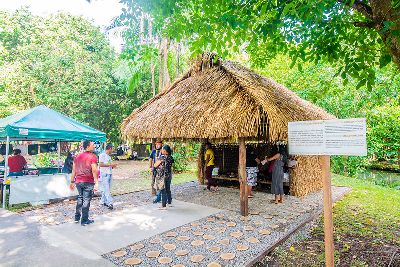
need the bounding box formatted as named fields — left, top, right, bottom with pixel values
left=321, top=155, right=334, bottom=267
left=288, top=118, right=367, bottom=267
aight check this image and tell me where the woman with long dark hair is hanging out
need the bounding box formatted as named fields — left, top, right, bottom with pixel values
left=154, top=144, right=174, bottom=210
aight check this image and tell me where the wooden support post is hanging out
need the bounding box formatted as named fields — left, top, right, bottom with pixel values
left=151, top=138, right=156, bottom=196
left=239, top=138, right=248, bottom=216
left=197, top=141, right=206, bottom=185
left=322, top=155, right=334, bottom=267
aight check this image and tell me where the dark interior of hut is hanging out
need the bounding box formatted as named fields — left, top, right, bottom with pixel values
left=208, top=110, right=293, bottom=193
left=211, top=143, right=291, bottom=194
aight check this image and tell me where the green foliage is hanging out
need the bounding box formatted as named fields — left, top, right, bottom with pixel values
left=171, top=142, right=200, bottom=172
left=367, top=102, right=400, bottom=162
left=171, top=142, right=189, bottom=172
left=257, top=55, right=400, bottom=175
left=120, top=0, right=400, bottom=86
left=32, top=153, right=65, bottom=168
left=331, top=156, right=369, bottom=177
left=0, top=9, right=151, bottom=143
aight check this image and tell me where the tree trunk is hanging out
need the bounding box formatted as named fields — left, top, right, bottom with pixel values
left=139, top=14, right=144, bottom=44
left=398, top=148, right=400, bottom=169
left=176, top=41, right=181, bottom=78
left=350, top=0, right=400, bottom=69
left=162, top=37, right=170, bottom=90
left=158, top=37, right=163, bottom=92
left=147, top=15, right=156, bottom=96
left=151, top=61, right=156, bottom=96
left=370, top=0, right=400, bottom=68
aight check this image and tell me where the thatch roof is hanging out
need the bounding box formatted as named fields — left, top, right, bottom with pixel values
left=121, top=53, right=334, bottom=142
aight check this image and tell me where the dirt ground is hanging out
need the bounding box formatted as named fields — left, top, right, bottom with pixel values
left=110, top=159, right=149, bottom=180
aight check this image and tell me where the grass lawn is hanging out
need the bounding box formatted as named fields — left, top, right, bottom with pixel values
left=267, top=174, right=400, bottom=267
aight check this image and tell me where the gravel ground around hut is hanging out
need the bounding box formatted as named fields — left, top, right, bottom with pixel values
left=102, top=184, right=351, bottom=267
left=18, top=182, right=197, bottom=225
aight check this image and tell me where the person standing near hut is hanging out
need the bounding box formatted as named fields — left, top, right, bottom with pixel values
left=246, top=147, right=260, bottom=198
left=154, top=145, right=174, bottom=210
left=150, top=139, right=163, bottom=203
left=204, top=142, right=218, bottom=191
left=69, top=140, right=98, bottom=226
left=99, top=144, right=117, bottom=210
left=265, top=146, right=287, bottom=204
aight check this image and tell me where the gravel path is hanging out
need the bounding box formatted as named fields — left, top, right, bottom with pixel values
left=101, top=184, right=351, bottom=267
left=18, top=182, right=197, bottom=225
left=17, top=180, right=351, bottom=267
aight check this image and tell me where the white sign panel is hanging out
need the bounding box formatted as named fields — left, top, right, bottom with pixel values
left=19, top=128, right=29, bottom=135
left=9, top=174, right=78, bottom=205
left=288, top=118, right=367, bottom=156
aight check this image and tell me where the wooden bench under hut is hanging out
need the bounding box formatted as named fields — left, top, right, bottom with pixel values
left=121, top=52, right=334, bottom=216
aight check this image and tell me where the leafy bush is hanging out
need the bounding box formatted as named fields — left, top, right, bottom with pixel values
left=32, top=153, right=65, bottom=168
left=331, top=156, right=369, bottom=177
left=170, top=141, right=200, bottom=172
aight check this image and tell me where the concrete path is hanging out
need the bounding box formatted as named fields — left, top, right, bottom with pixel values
left=0, top=208, right=114, bottom=267
left=1, top=200, right=221, bottom=267
left=41, top=200, right=221, bottom=256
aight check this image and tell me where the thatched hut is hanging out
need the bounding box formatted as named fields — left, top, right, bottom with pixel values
left=121, top=52, right=334, bottom=215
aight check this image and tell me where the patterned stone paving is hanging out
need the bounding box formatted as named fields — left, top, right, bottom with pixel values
left=102, top=184, right=351, bottom=266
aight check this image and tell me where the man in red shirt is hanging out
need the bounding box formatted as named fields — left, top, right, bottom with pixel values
left=69, top=140, right=98, bottom=226
left=8, top=149, right=27, bottom=176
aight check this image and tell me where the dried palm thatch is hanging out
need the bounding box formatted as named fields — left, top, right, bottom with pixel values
left=121, top=52, right=335, bottom=197
left=290, top=156, right=324, bottom=197
left=121, top=52, right=334, bottom=142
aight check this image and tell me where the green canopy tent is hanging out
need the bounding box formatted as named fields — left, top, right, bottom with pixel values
left=0, top=105, right=106, bottom=208
left=0, top=105, right=106, bottom=141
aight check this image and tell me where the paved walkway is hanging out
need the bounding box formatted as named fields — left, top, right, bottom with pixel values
left=1, top=184, right=351, bottom=267
left=41, top=200, right=220, bottom=256
left=0, top=209, right=113, bottom=267
left=0, top=200, right=220, bottom=267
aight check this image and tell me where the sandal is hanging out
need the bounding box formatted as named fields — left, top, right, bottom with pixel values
left=248, top=195, right=254, bottom=198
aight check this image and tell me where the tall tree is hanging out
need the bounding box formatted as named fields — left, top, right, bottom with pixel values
left=0, top=9, right=144, bottom=142
left=120, top=0, right=400, bottom=88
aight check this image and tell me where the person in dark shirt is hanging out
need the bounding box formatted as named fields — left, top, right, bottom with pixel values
left=62, top=152, right=74, bottom=174
left=154, top=144, right=174, bottom=210
left=69, top=140, right=98, bottom=226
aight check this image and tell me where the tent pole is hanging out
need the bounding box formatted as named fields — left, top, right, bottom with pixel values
left=2, top=136, right=10, bottom=209
left=57, top=141, right=61, bottom=173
